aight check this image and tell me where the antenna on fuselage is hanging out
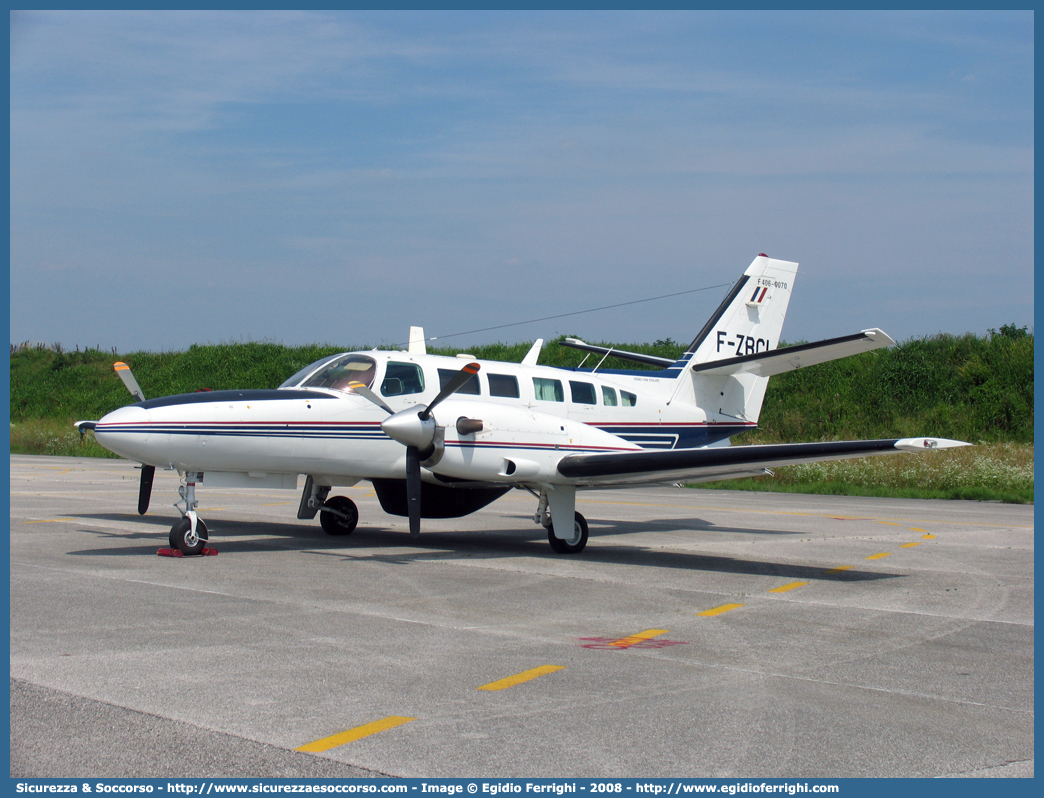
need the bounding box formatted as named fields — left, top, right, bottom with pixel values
left=408, top=327, right=427, bottom=355
left=521, top=339, right=543, bottom=366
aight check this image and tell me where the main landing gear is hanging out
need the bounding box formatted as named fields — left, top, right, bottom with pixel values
left=533, top=486, right=589, bottom=554
left=298, top=475, right=359, bottom=536
left=319, top=496, right=359, bottom=536
left=546, top=511, right=589, bottom=554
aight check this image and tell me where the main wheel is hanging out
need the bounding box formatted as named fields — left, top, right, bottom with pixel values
left=320, top=496, right=359, bottom=535
left=547, top=511, right=588, bottom=554
left=169, top=517, right=209, bottom=555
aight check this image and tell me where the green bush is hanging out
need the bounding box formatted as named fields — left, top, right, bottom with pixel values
left=9, top=329, right=1033, bottom=446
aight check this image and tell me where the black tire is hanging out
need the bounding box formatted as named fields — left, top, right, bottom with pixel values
left=320, top=496, right=359, bottom=536
left=548, top=511, right=588, bottom=554
left=169, top=517, right=209, bottom=555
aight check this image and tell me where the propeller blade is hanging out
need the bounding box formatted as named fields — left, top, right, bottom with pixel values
left=137, top=465, right=155, bottom=515
left=114, top=362, right=146, bottom=401
left=420, top=362, right=480, bottom=420
left=349, top=382, right=394, bottom=414
left=405, top=446, right=422, bottom=538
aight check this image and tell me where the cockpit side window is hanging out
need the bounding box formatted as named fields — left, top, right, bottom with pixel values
left=299, top=354, right=378, bottom=393
left=382, top=362, right=425, bottom=397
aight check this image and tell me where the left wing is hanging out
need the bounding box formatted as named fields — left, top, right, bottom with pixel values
left=557, top=437, right=970, bottom=486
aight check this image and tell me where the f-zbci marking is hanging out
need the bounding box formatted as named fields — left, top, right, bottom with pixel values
left=79, top=254, right=969, bottom=555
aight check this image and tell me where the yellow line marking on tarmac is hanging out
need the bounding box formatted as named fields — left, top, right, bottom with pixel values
left=909, top=527, right=928, bottom=533
left=922, top=534, right=936, bottom=539
left=296, top=716, right=414, bottom=753
left=768, top=581, right=809, bottom=593
left=824, top=565, right=853, bottom=574
left=900, top=542, right=922, bottom=548
left=866, top=552, right=891, bottom=560
left=875, top=521, right=902, bottom=526
left=609, top=629, right=668, bottom=649
left=478, top=665, right=565, bottom=691
left=26, top=518, right=74, bottom=524
left=698, top=603, right=745, bottom=617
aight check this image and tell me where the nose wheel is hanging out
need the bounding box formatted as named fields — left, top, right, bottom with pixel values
left=169, top=516, right=209, bottom=555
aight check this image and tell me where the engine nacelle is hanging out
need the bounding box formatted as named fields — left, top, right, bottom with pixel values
left=428, top=399, right=639, bottom=484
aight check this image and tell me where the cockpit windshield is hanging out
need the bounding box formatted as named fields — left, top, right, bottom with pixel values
left=278, top=354, right=341, bottom=389
left=279, top=354, right=378, bottom=393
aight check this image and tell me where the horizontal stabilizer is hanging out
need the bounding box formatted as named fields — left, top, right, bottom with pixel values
left=561, top=338, right=676, bottom=368
left=557, top=437, right=971, bottom=483
left=691, top=329, right=894, bottom=378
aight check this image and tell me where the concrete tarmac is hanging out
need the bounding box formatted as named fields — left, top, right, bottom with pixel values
left=9, top=455, right=1034, bottom=778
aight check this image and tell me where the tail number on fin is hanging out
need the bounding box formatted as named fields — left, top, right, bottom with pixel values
left=717, top=332, right=771, bottom=355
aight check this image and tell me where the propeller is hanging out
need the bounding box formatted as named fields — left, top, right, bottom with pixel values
left=138, top=465, right=155, bottom=515
left=352, top=362, right=481, bottom=538
left=348, top=381, right=394, bottom=414
left=113, top=362, right=154, bottom=514
left=114, top=361, right=146, bottom=402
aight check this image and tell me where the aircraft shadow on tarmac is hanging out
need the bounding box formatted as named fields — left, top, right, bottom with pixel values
left=67, top=513, right=898, bottom=583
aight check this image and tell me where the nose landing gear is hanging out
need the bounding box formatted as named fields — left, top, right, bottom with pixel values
left=169, top=515, right=209, bottom=555
left=166, top=472, right=212, bottom=556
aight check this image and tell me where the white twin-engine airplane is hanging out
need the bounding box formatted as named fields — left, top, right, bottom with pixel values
left=82, top=255, right=969, bottom=556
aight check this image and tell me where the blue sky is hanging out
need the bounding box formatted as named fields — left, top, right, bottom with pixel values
left=9, top=10, right=1034, bottom=354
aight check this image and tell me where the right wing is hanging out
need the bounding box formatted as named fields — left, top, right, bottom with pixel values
left=556, top=437, right=970, bottom=487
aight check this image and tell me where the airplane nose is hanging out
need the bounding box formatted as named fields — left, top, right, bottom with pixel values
left=95, top=405, right=152, bottom=462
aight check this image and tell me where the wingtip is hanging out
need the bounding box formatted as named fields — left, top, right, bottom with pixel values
left=894, top=437, right=973, bottom=452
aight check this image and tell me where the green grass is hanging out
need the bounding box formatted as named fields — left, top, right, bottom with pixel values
left=9, top=329, right=1034, bottom=503
left=695, top=442, right=1034, bottom=503
left=10, top=418, right=120, bottom=459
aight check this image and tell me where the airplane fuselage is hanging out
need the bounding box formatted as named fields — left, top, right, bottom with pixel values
left=94, top=351, right=754, bottom=491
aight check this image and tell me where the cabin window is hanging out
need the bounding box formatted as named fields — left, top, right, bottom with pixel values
left=533, top=377, right=564, bottom=402
left=438, top=368, right=481, bottom=395
left=488, top=373, right=520, bottom=398
left=299, top=354, right=377, bottom=393
left=569, top=381, right=597, bottom=405
left=602, top=387, right=618, bottom=406
left=621, top=390, right=637, bottom=407
left=381, top=362, right=425, bottom=397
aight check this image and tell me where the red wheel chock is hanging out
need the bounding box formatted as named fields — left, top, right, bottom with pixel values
left=157, top=547, right=218, bottom=557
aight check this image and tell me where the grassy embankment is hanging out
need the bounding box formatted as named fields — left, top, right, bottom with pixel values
left=9, top=327, right=1034, bottom=502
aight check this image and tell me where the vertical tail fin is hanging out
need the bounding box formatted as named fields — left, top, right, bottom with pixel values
left=669, top=254, right=799, bottom=428
left=689, top=254, right=798, bottom=366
